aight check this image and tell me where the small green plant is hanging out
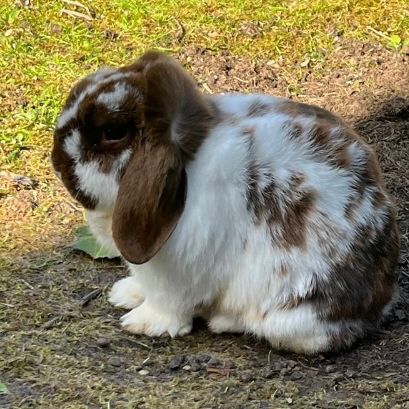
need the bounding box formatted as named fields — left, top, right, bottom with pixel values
left=0, top=382, right=8, bottom=395
left=72, top=225, right=119, bottom=259
left=388, top=34, right=402, bottom=49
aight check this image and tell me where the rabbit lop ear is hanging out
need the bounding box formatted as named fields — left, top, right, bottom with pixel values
left=112, top=51, right=215, bottom=264
left=112, top=137, right=186, bottom=264
left=112, top=52, right=193, bottom=264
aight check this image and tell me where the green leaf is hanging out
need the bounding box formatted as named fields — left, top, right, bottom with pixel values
left=388, top=34, right=402, bottom=49
left=0, top=382, right=8, bottom=395
left=72, top=225, right=119, bottom=259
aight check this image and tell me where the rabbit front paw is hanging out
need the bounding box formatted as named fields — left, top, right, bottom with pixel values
left=208, top=313, right=244, bottom=334
left=120, top=302, right=192, bottom=337
left=109, top=277, right=144, bottom=309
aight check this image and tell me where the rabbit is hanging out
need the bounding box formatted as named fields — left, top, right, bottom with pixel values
left=51, top=51, right=400, bottom=354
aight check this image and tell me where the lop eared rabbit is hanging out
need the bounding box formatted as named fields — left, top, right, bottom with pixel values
left=51, top=51, right=399, bottom=354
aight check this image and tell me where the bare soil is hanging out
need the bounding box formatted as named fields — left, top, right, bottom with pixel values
left=1, top=40, right=409, bottom=408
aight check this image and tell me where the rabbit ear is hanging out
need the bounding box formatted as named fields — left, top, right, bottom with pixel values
left=112, top=51, right=215, bottom=264
left=112, top=135, right=186, bottom=264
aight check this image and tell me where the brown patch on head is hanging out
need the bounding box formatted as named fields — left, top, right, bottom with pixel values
left=52, top=69, right=146, bottom=209
left=64, top=76, right=95, bottom=111
left=120, top=50, right=166, bottom=74
left=75, top=76, right=145, bottom=174
left=120, top=50, right=217, bottom=161
left=248, top=100, right=271, bottom=117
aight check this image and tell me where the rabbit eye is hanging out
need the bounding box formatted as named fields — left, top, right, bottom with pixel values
left=102, top=124, right=128, bottom=141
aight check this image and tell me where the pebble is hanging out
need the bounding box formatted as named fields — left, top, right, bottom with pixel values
left=197, top=354, right=211, bottom=364
left=96, top=338, right=110, bottom=348
left=286, top=360, right=298, bottom=369
left=168, top=355, right=185, bottom=370
left=289, top=372, right=303, bottom=381
left=345, top=369, right=356, bottom=378
left=261, top=367, right=276, bottom=379
left=187, top=358, right=202, bottom=372
left=273, top=361, right=286, bottom=371
left=240, top=371, right=255, bottom=382
left=332, top=373, right=343, bottom=383
left=207, top=357, right=221, bottom=367
left=138, top=369, right=149, bottom=376
left=224, top=360, right=236, bottom=369
left=395, top=309, right=406, bottom=321
left=190, top=362, right=202, bottom=372
left=182, top=365, right=191, bottom=371
left=108, top=357, right=122, bottom=367
left=259, top=401, right=270, bottom=409
left=325, top=364, right=337, bottom=374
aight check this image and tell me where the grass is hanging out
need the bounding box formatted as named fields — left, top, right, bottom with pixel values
left=1, top=1, right=409, bottom=407
left=0, top=0, right=408, bottom=255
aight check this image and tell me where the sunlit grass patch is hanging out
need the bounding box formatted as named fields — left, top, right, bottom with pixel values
left=0, top=0, right=407, bottom=255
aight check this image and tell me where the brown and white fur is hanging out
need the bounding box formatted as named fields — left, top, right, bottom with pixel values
left=51, top=51, right=400, bottom=354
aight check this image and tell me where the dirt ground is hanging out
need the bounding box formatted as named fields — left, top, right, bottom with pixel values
left=1, top=40, right=409, bottom=408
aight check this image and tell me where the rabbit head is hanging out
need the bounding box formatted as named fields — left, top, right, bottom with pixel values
left=51, top=51, right=215, bottom=264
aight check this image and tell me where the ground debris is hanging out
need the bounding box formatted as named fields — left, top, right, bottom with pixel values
left=108, top=357, right=122, bottom=367
left=96, top=337, right=111, bottom=348
left=41, top=315, right=64, bottom=329
left=207, top=367, right=231, bottom=377
left=168, top=355, right=186, bottom=370
left=0, top=171, right=38, bottom=190
left=79, top=288, right=102, bottom=307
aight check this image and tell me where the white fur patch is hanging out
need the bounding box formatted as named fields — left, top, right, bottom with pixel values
left=56, top=72, right=135, bottom=129
left=63, top=129, right=81, bottom=159
left=96, top=82, right=129, bottom=110
left=63, top=129, right=131, bottom=209
left=75, top=161, right=119, bottom=208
